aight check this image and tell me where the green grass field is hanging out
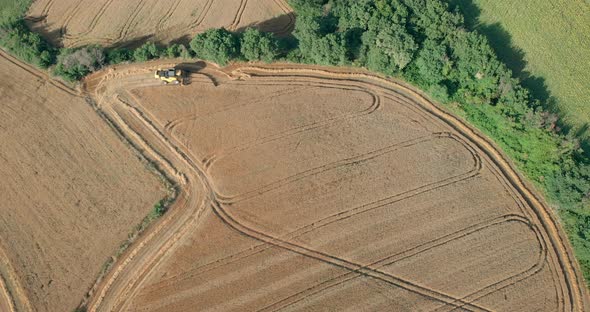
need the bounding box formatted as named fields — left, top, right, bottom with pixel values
left=448, top=0, right=590, bottom=138
left=0, top=0, right=32, bottom=24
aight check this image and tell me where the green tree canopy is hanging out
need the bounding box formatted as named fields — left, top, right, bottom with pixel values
left=190, top=28, right=240, bottom=65
left=240, top=28, right=279, bottom=63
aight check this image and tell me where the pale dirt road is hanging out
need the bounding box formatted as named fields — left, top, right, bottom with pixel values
left=81, top=61, right=590, bottom=311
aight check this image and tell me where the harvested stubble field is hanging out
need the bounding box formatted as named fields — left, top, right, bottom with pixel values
left=82, top=61, right=589, bottom=312
left=25, top=0, right=294, bottom=47
left=0, top=49, right=166, bottom=312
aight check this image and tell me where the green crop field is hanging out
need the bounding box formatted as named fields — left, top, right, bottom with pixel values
left=448, top=0, right=590, bottom=138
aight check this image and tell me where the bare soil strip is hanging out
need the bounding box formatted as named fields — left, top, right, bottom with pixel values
left=80, top=61, right=589, bottom=311
left=26, top=0, right=294, bottom=47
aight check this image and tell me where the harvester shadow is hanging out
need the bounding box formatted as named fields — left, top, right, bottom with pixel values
left=174, top=62, right=219, bottom=86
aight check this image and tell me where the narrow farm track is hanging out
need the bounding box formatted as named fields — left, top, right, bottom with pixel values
left=80, top=61, right=589, bottom=312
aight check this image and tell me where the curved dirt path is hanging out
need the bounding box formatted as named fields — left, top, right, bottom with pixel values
left=82, top=61, right=589, bottom=312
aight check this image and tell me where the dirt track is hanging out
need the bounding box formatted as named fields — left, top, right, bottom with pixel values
left=0, top=49, right=166, bottom=312
left=82, top=61, right=590, bottom=311
left=25, top=0, right=294, bottom=47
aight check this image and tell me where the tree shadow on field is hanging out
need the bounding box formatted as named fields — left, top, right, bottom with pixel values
left=25, top=20, right=67, bottom=47
left=447, top=0, right=589, bottom=153
left=234, top=13, right=296, bottom=37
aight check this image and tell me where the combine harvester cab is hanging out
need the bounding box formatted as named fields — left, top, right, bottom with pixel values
left=155, top=68, right=185, bottom=85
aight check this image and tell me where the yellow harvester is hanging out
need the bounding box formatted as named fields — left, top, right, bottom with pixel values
left=154, top=68, right=184, bottom=85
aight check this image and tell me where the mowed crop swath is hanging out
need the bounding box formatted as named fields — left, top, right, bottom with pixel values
left=0, top=50, right=166, bottom=312
left=82, top=62, right=589, bottom=311
left=25, top=0, right=294, bottom=47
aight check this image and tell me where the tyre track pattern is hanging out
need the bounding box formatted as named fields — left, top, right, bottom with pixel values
left=258, top=214, right=546, bottom=312
left=65, top=0, right=147, bottom=47
left=213, top=132, right=475, bottom=205
left=229, top=0, right=249, bottom=31
left=131, top=86, right=489, bottom=311
left=168, top=81, right=381, bottom=170
left=242, top=67, right=587, bottom=310
left=234, top=67, right=586, bottom=310
left=155, top=0, right=182, bottom=32
left=91, top=73, right=489, bottom=312
left=62, top=0, right=115, bottom=43
left=84, top=65, right=587, bottom=312
left=48, top=0, right=293, bottom=47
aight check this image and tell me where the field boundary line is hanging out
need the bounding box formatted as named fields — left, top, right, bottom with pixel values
left=0, top=240, right=32, bottom=312
left=0, top=49, right=80, bottom=97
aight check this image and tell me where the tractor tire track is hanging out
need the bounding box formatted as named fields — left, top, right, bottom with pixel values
left=63, top=0, right=115, bottom=43
left=58, top=0, right=85, bottom=37
left=89, top=72, right=491, bottom=312
left=258, top=214, right=545, bottom=312
left=116, top=77, right=492, bottom=311
left=187, top=0, right=214, bottom=30
left=156, top=0, right=183, bottom=32
left=229, top=0, right=249, bottom=30
left=232, top=67, right=587, bottom=312
left=213, top=132, right=477, bottom=205
left=271, top=0, right=296, bottom=35
left=202, top=88, right=380, bottom=169
left=82, top=63, right=588, bottom=312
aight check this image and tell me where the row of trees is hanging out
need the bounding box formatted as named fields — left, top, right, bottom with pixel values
left=51, top=27, right=281, bottom=81
left=0, top=16, right=281, bottom=80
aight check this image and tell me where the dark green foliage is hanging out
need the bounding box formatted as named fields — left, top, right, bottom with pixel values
left=54, top=46, right=104, bottom=81
left=412, top=39, right=451, bottom=85
left=190, top=28, right=239, bottom=65
left=163, top=43, right=185, bottom=58
left=133, top=42, right=160, bottom=62
left=106, top=48, right=132, bottom=64
left=179, top=44, right=193, bottom=59
left=151, top=200, right=167, bottom=218
left=0, top=20, right=55, bottom=68
left=240, top=28, right=279, bottom=63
